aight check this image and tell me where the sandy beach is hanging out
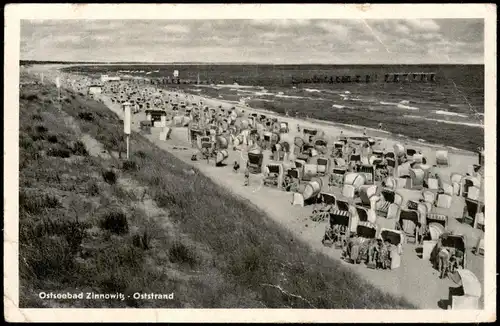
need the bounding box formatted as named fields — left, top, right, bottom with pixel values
left=26, top=65, right=485, bottom=309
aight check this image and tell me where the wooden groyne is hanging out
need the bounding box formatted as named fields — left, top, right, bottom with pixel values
left=384, top=72, right=436, bottom=83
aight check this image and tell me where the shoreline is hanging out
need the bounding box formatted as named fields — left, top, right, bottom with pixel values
left=159, top=85, right=478, bottom=158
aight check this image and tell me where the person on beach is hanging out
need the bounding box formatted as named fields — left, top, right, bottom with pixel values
left=244, top=164, right=250, bottom=186
left=378, top=122, right=383, bottom=130
left=438, top=246, right=455, bottom=279
left=363, top=128, right=367, bottom=136
left=449, top=250, right=463, bottom=274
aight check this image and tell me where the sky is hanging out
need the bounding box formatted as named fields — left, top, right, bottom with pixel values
left=20, top=19, right=484, bottom=64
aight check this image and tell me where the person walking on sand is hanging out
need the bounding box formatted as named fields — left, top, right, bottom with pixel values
left=378, top=122, right=383, bottom=130
left=438, top=246, right=455, bottom=279
left=244, top=164, right=250, bottom=186
left=363, top=127, right=367, bottom=136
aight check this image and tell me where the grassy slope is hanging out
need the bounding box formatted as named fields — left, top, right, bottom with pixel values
left=19, top=74, right=415, bottom=309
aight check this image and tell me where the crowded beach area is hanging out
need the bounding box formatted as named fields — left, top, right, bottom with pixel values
left=24, top=64, right=486, bottom=310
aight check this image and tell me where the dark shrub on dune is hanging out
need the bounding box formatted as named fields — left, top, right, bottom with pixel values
left=47, top=134, right=58, bottom=143
left=35, top=125, right=48, bottom=133
left=78, top=112, right=94, bottom=121
left=102, top=169, right=117, bottom=184
left=169, top=242, right=197, bottom=267
left=122, top=160, right=139, bottom=172
left=31, top=114, right=43, bottom=121
left=99, top=210, right=129, bottom=235
left=19, top=191, right=61, bottom=215
left=72, top=140, right=88, bottom=156
left=47, top=147, right=71, bottom=158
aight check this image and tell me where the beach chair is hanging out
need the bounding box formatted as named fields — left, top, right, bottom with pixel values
left=427, top=177, right=440, bottom=191
left=371, top=194, right=393, bottom=219
left=397, top=208, right=422, bottom=244
left=467, top=186, right=481, bottom=201
left=263, top=163, right=284, bottom=189
left=332, top=142, right=344, bottom=157
left=329, top=167, right=347, bottom=188
left=342, top=184, right=357, bottom=199
left=360, top=156, right=370, bottom=166
left=322, top=209, right=351, bottom=249
left=344, top=172, right=366, bottom=191
left=312, top=192, right=337, bottom=222
left=422, top=190, right=437, bottom=206
left=395, top=176, right=410, bottom=189
left=436, top=193, right=453, bottom=209
left=215, top=149, right=229, bottom=167
left=441, top=182, right=454, bottom=196
left=247, top=152, right=264, bottom=174
left=388, top=189, right=404, bottom=205
left=435, top=149, right=450, bottom=165
left=355, top=206, right=377, bottom=224
left=406, top=148, right=417, bottom=157
left=384, top=151, right=395, bottom=160
left=409, top=168, right=425, bottom=189
left=475, top=233, right=485, bottom=255
left=314, top=138, right=328, bottom=155
left=386, top=157, right=396, bottom=170
left=284, top=168, right=301, bottom=192
left=335, top=157, right=347, bottom=168
left=344, top=221, right=378, bottom=264
left=412, top=153, right=424, bottom=164
left=358, top=185, right=378, bottom=207
left=424, top=213, right=448, bottom=242
left=372, top=149, right=384, bottom=158
left=349, top=154, right=361, bottom=165
left=293, top=136, right=305, bottom=156
left=448, top=269, right=481, bottom=310
left=304, top=163, right=320, bottom=181
left=379, top=228, right=406, bottom=269
left=462, top=198, right=484, bottom=228
left=461, top=177, right=478, bottom=198
left=297, top=149, right=311, bottom=162
left=279, top=122, right=289, bottom=133
left=336, top=198, right=351, bottom=213
left=316, top=157, right=331, bottom=177
left=294, top=159, right=307, bottom=181
left=450, top=173, right=464, bottom=196
left=358, top=164, right=375, bottom=185
left=292, top=178, right=322, bottom=207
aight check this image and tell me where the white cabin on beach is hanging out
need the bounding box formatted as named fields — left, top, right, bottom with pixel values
left=88, top=85, right=103, bottom=95
left=101, top=75, right=121, bottom=83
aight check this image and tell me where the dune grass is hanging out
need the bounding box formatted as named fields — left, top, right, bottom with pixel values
left=19, top=74, right=415, bottom=309
left=20, top=78, right=255, bottom=308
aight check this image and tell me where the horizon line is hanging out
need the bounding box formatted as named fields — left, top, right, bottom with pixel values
left=20, top=60, right=485, bottom=65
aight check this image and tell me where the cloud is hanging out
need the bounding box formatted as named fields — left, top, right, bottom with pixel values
left=20, top=19, right=484, bottom=64
left=316, top=22, right=351, bottom=39
left=249, top=19, right=311, bottom=28
left=406, top=19, right=440, bottom=32
left=394, top=23, right=411, bottom=35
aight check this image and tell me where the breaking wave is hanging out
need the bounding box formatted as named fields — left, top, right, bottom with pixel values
left=434, top=110, right=468, bottom=118
left=404, top=115, right=483, bottom=128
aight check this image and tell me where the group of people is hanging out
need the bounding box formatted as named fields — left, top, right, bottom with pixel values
left=342, top=235, right=394, bottom=269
